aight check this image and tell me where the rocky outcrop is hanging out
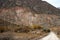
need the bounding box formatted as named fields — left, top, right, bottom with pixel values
left=0, top=0, right=60, bottom=15
left=0, top=7, right=60, bottom=28
left=0, top=0, right=60, bottom=28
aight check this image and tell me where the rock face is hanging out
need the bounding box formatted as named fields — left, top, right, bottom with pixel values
left=0, top=0, right=60, bottom=29
left=0, top=7, right=60, bottom=28
left=0, top=0, right=60, bottom=15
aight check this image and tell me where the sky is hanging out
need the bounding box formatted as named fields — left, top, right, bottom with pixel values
left=42, top=0, right=60, bottom=7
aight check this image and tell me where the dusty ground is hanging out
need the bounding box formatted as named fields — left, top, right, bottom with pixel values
left=50, top=26, right=60, bottom=38
left=0, top=25, right=60, bottom=40
left=0, top=29, right=49, bottom=40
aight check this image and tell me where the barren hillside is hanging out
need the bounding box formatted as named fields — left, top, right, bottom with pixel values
left=0, top=0, right=60, bottom=40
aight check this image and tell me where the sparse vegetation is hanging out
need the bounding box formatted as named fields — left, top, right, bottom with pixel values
left=30, top=24, right=43, bottom=30
left=42, top=28, right=50, bottom=33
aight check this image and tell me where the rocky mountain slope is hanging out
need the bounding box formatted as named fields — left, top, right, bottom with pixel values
left=0, top=0, right=60, bottom=27
left=0, top=0, right=60, bottom=15
left=0, top=0, right=60, bottom=40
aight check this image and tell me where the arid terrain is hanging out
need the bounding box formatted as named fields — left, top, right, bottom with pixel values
left=0, top=0, right=60, bottom=40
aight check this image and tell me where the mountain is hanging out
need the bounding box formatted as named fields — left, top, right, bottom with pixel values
left=0, top=0, right=60, bottom=15
left=0, top=0, right=60, bottom=33
left=58, top=7, right=60, bottom=9
left=0, top=0, right=60, bottom=40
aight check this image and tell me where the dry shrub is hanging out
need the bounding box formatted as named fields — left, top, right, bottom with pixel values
left=30, top=24, right=43, bottom=30
left=14, top=26, right=31, bottom=33
left=42, top=28, right=50, bottom=33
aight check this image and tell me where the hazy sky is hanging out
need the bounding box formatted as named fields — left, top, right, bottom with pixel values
left=42, top=0, right=60, bottom=7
